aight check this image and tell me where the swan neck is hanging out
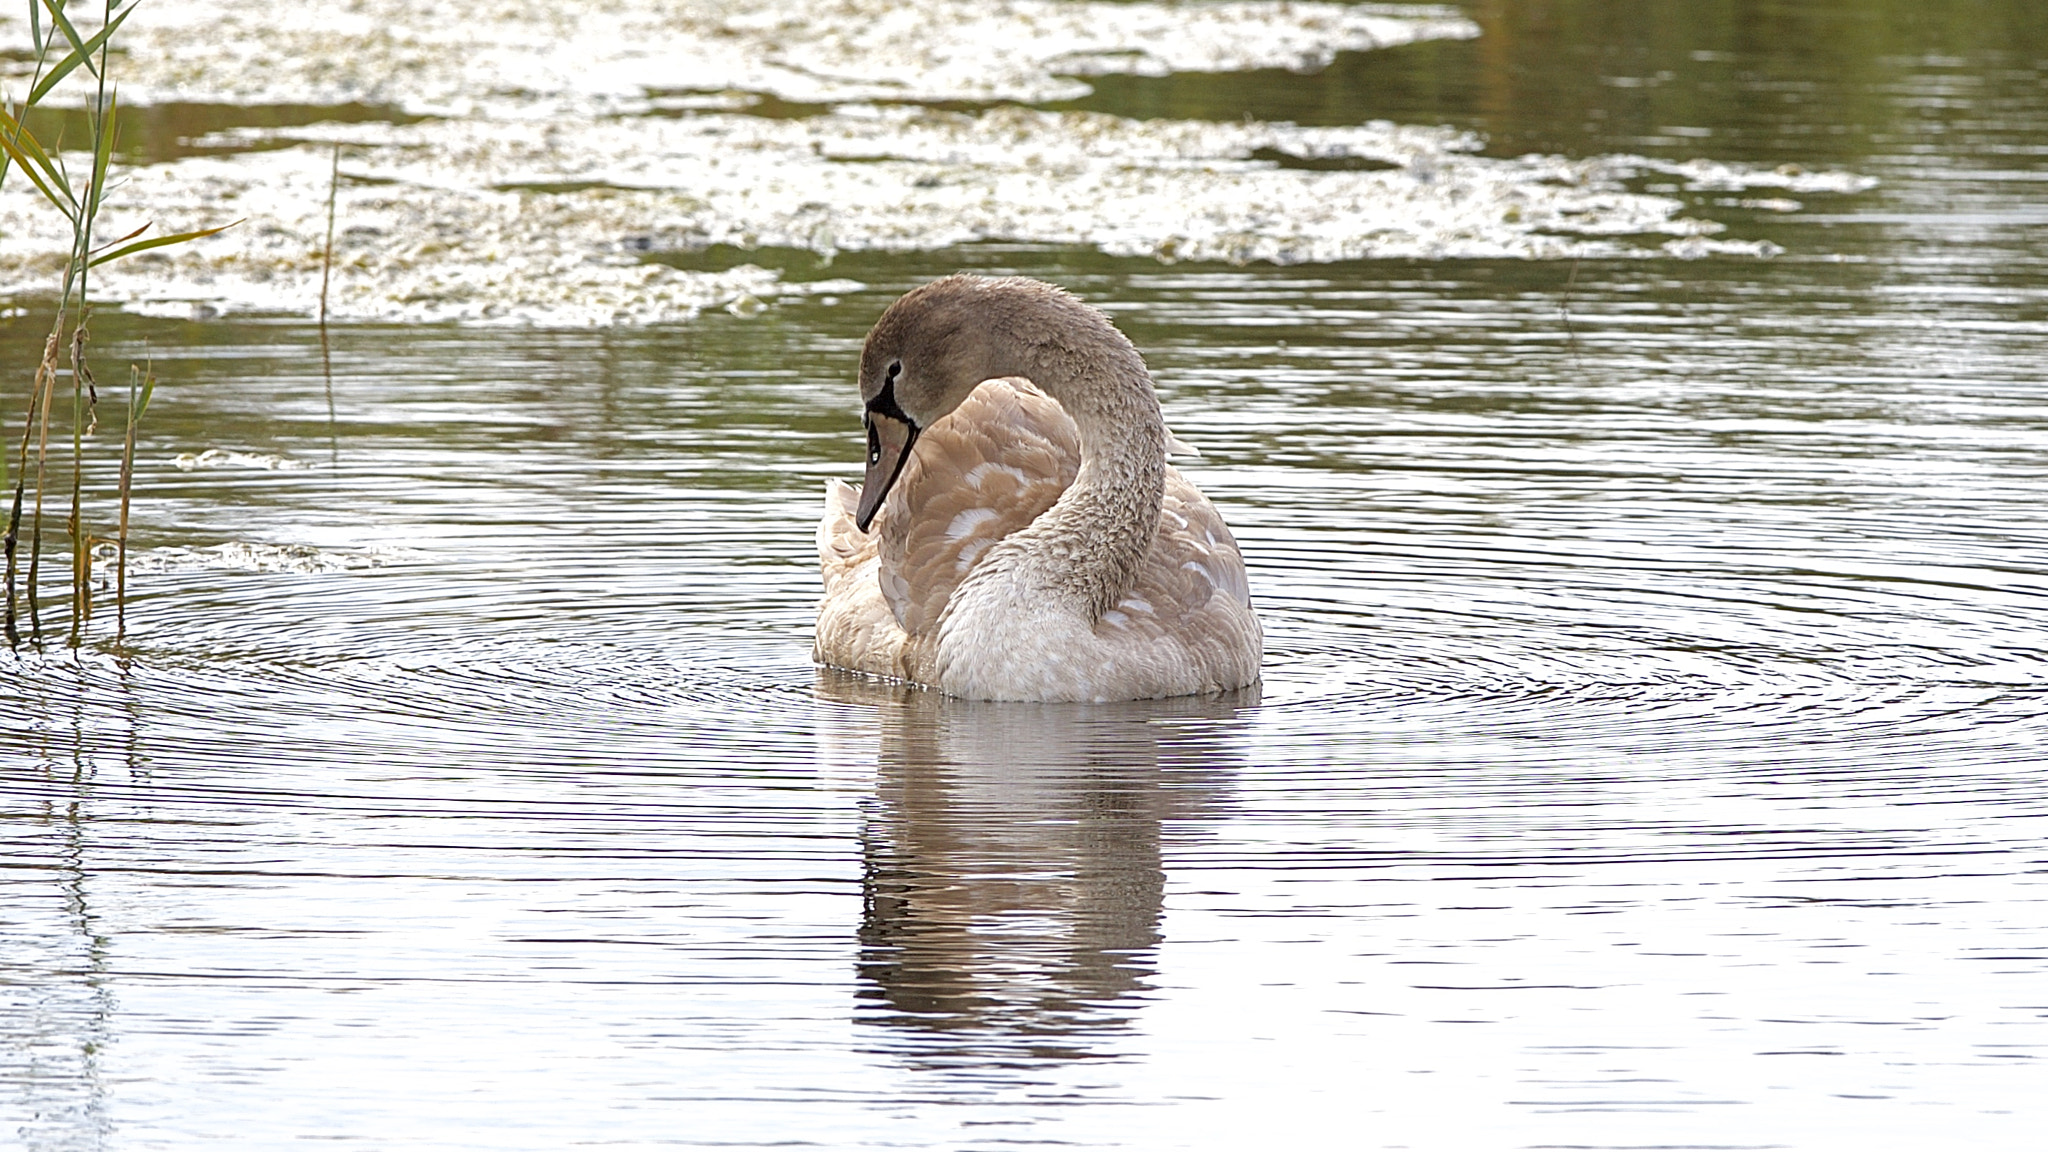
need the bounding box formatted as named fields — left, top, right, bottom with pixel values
left=992, top=332, right=1166, bottom=618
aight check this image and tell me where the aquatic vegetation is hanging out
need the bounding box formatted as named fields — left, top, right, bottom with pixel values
left=0, top=104, right=1872, bottom=327
left=102, top=0, right=1481, bottom=111
left=2, top=0, right=228, bottom=647
left=0, top=0, right=1875, bottom=327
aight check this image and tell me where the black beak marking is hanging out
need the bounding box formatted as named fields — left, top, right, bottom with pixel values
left=867, top=377, right=911, bottom=424
left=855, top=379, right=920, bottom=533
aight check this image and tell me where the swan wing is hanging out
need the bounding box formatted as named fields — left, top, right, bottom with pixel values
left=1097, top=466, right=1260, bottom=665
left=878, top=377, right=1081, bottom=635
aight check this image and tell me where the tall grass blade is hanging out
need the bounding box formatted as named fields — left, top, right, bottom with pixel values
left=88, top=220, right=238, bottom=267
left=92, top=221, right=151, bottom=254
left=0, top=108, right=79, bottom=220
left=0, top=103, right=76, bottom=193
left=88, top=88, right=117, bottom=211
left=34, top=0, right=109, bottom=89
left=0, top=95, right=15, bottom=191
left=133, top=359, right=156, bottom=422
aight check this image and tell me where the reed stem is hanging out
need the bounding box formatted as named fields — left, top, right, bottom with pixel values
left=116, top=362, right=149, bottom=642
left=321, top=143, right=340, bottom=466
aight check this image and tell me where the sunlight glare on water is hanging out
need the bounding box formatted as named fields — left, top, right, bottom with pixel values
left=5, top=0, right=2048, bottom=1149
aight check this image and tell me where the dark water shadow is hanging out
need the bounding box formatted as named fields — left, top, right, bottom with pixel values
left=20, top=102, right=424, bottom=165
left=815, top=671, right=1258, bottom=1066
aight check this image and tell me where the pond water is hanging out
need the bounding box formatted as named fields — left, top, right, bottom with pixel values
left=5, top=1, right=2047, bottom=1149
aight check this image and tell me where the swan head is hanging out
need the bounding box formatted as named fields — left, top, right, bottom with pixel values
left=852, top=275, right=1026, bottom=531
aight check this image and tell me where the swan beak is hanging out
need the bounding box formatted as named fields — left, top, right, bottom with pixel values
left=855, top=411, right=920, bottom=532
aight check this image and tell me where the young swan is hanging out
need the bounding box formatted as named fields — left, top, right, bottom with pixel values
left=814, top=274, right=1261, bottom=702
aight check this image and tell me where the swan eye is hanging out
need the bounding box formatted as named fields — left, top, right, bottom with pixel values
left=886, top=360, right=902, bottom=383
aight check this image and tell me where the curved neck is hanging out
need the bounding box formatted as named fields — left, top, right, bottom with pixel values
left=984, top=313, right=1166, bottom=618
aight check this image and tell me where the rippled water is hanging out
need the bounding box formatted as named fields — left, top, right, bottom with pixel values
left=6, top=1, right=2048, bottom=1149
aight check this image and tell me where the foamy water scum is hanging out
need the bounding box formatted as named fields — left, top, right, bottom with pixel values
left=0, top=1, right=1863, bottom=324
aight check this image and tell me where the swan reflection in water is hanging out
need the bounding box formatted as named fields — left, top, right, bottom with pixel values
left=815, top=669, right=1259, bottom=1060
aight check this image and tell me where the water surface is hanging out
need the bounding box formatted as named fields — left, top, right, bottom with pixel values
left=5, top=1, right=2047, bottom=1149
